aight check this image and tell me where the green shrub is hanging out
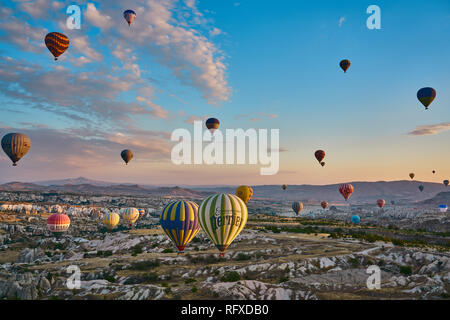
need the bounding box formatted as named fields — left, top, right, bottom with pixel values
left=399, top=266, right=412, bottom=276
left=221, top=271, right=241, bottom=282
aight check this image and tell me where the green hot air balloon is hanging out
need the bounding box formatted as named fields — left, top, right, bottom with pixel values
left=1, top=133, right=31, bottom=166
left=198, top=194, right=248, bottom=257
left=121, top=149, right=133, bottom=165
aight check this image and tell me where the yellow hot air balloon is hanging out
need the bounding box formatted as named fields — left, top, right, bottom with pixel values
left=103, top=212, right=120, bottom=232
left=235, top=185, right=253, bottom=204
left=1, top=133, right=31, bottom=166
left=121, top=207, right=139, bottom=227
left=198, top=194, right=248, bottom=257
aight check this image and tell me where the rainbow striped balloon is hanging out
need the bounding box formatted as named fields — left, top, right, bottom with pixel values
left=45, top=32, right=69, bottom=60
left=160, top=201, right=200, bottom=253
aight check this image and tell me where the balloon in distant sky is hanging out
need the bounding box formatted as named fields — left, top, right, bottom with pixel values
left=320, top=162, right=325, bottom=167
left=292, top=201, right=303, bottom=215
left=123, top=10, right=136, bottom=26
left=45, top=32, right=69, bottom=60
left=282, top=184, right=287, bottom=190
left=339, top=184, right=354, bottom=201
left=205, top=118, right=220, bottom=134
left=438, top=205, right=447, bottom=213
left=1, top=133, right=31, bottom=166
left=103, top=212, right=120, bottom=232
left=198, top=194, right=248, bottom=257
left=321, top=201, right=328, bottom=209
left=236, top=185, right=253, bottom=204
left=377, top=199, right=385, bottom=208
left=351, top=215, right=360, bottom=224
left=432, top=170, right=435, bottom=174
left=47, top=214, right=70, bottom=236
left=314, top=150, right=325, bottom=165
left=160, top=200, right=200, bottom=254
left=417, top=87, right=436, bottom=110
left=409, top=173, right=415, bottom=180
left=339, top=59, right=351, bottom=73
left=121, top=149, right=133, bottom=165
left=418, top=185, right=424, bottom=192
left=121, top=207, right=139, bottom=227
left=444, top=180, right=449, bottom=187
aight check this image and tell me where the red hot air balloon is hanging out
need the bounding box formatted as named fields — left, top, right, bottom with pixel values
left=314, top=150, right=325, bottom=166
left=339, top=184, right=354, bottom=201
left=45, top=32, right=69, bottom=61
left=47, top=214, right=70, bottom=236
left=377, top=199, right=385, bottom=208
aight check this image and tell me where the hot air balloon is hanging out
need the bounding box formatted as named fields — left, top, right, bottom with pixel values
left=417, top=87, right=436, bottom=110
left=282, top=184, right=287, bottom=190
left=409, top=173, right=415, bottom=180
left=351, top=215, right=360, bottom=224
left=121, top=149, right=133, bottom=165
left=320, top=162, right=325, bottom=167
left=314, top=150, right=325, bottom=166
left=438, top=204, right=447, bottom=213
left=339, top=59, right=351, bottom=73
left=121, top=207, right=139, bottom=227
left=307, top=213, right=315, bottom=219
left=321, top=201, right=328, bottom=209
left=139, top=209, right=145, bottom=217
left=377, top=199, right=385, bottom=208
left=236, top=185, right=253, bottom=204
left=391, top=200, right=395, bottom=205
left=339, top=184, right=354, bottom=201
left=418, top=185, right=424, bottom=192
left=123, top=10, right=136, bottom=26
left=47, top=214, right=70, bottom=236
left=1, top=133, right=31, bottom=166
left=45, top=32, right=69, bottom=60
left=432, top=170, right=436, bottom=174
left=160, top=200, right=200, bottom=254
left=444, top=180, right=449, bottom=187
left=205, top=118, right=220, bottom=134
left=292, top=201, right=303, bottom=215
left=103, top=212, right=120, bottom=232
left=198, top=194, right=248, bottom=257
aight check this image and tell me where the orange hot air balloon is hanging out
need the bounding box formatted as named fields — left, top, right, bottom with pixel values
left=45, top=32, right=69, bottom=60
left=339, top=184, right=354, bottom=201
left=320, top=201, right=328, bottom=209
left=47, top=214, right=70, bottom=236
left=314, top=150, right=325, bottom=165
left=377, top=199, right=385, bottom=208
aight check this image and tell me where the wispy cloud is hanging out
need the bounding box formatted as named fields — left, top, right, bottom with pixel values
left=338, top=16, right=346, bottom=27
left=408, top=123, right=450, bottom=136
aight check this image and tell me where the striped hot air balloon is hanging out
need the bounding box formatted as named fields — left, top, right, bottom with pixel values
left=339, top=59, right=351, bottom=73
left=339, top=184, right=354, bottom=201
left=121, top=207, right=139, bottom=227
left=121, top=149, right=133, bottom=165
left=417, top=87, right=436, bottom=110
left=236, top=185, right=253, bottom=204
left=292, top=201, right=303, bottom=215
left=198, top=194, right=248, bottom=257
left=205, top=118, right=220, bottom=134
left=1, top=133, right=31, bottom=166
left=123, top=10, right=136, bottom=26
left=160, top=200, right=200, bottom=254
left=103, top=212, right=120, bottom=232
left=45, top=32, right=69, bottom=60
left=47, top=214, right=70, bottom=236
left=377, top=199, right=385, bottom=208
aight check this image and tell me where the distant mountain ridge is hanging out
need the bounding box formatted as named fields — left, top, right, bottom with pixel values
left=33, top=177, right=119, bottom=187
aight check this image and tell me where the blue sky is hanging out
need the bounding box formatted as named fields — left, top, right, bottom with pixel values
left=0, top=0, right=449, bottom=185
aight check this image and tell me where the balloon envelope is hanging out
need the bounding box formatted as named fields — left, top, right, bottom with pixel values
left=121, top=149, right=133, bottom=164
left=438, top=204, right=447, bottom=213
left=45, top=32, right=69, bottom=60
left=339, top=184, right=354, bottom=201
left=1, top=133, right=31, bottom=166
left=236, top=185, right=253, bottom=204
left=377, top=199, right=385, bottom=208
left=351, top=215, right=360, bottom=224
left=47, top=214, right=70, bottom=235
left=123, top=10, right=136, bottom=26
left=198, top=194, right=248, bottom=256
left=418, top=185, right=424, bottom=192
left=314, top=150, right=325, bottom=163
left=409, top=173, right=415, bottom=180
left=339, top=59, right=351, bottom=72
left=292, top=201, right=303, bottom=215
left=121, top=207, right=139, bottom=226
left=205, top=118, right=220, bottom=133
left=282, top=184, right=287, bottom=190
left=160, top=200, right=200, bottom=253
left=103, top=212, right=120, bottom=231
left=444, top=180, right=449, bottom=187
left=321, top=201, right=328, bottom=209
left=417, top=87, right=436, bottom=109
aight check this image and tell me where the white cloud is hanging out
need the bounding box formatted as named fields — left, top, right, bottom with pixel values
left=85, top=3, right=113, bottom=30
left=408, top=123, right=450, bottom=136
left=338, top=16, right=346, bottom=27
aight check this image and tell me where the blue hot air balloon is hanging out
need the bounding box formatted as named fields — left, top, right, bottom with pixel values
left=351, top=215, right=360, bottom=224
left=417, top=87, right=436, bottom=110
